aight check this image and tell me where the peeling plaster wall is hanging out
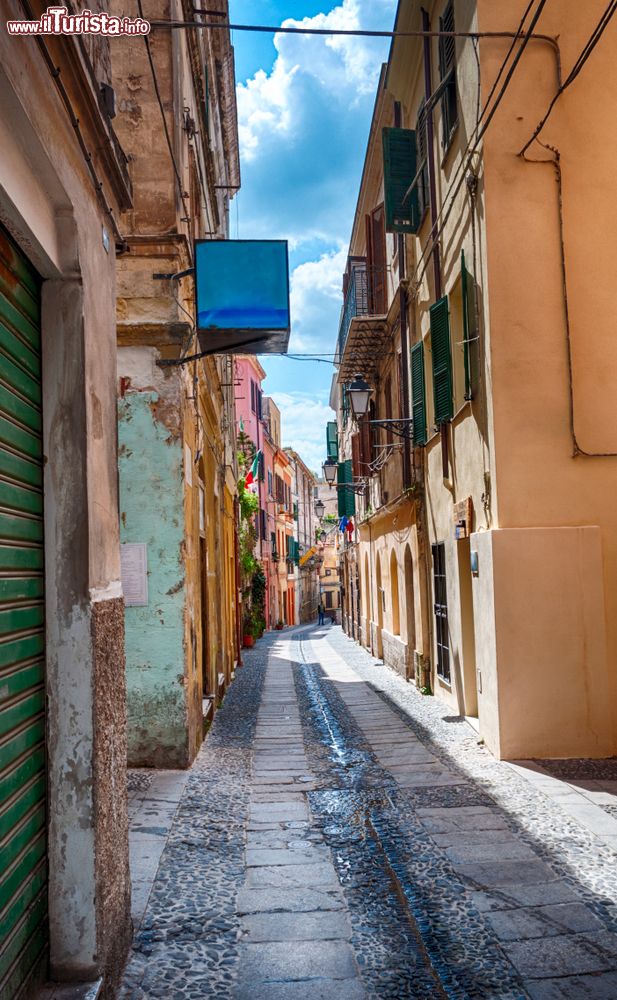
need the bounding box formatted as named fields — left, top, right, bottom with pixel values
left=118, top=352, right=188, bottom=767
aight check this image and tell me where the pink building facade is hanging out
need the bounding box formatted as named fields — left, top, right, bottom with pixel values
left=234, top=356, right=273, bottom=625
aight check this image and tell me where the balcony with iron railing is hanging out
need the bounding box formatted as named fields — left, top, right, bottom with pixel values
left=336, top=262, right=391, bottom=384
left=337, top=264, right=369, bottom=362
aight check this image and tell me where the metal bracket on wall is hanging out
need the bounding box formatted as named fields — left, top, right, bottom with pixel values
left=152, top=267, right=195, bottom=281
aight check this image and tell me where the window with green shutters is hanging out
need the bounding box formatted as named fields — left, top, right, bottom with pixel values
left=461, top=250, right=480, bottom=400
left=326, top=421, right=338, bottom=461
left=382, top=127, right=421, bottom=234
left=337, top=460, right=355, bottom=518
left=430, top=296, right=454, bottom=423
left=411, top=341, right=427, bottom=446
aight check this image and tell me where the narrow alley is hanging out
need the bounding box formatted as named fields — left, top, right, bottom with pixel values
left=120, top=627, right=617, bottom=1000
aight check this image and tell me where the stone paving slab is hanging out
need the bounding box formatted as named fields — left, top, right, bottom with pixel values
left=524, top=971, right=617, bottom=999
left=235, top=979, right=366, bottom=1000
left=485, top=902, right=604, bottom=940
left=237, top=939, right=358, bottom=982
left=237, top=886, right=347, bottom=914
left=240, top=910, right=352, bottom=942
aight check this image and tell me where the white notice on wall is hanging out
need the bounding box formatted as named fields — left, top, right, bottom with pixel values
left=120, top=543, right=148, bottom=607
left=185, top=443, right=193, bottom=487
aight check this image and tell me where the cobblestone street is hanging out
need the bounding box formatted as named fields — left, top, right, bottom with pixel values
left=120, top=626, right=617, bottom=999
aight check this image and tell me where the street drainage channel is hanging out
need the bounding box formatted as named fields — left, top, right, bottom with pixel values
left=293, top=636, right=453, bottom=1000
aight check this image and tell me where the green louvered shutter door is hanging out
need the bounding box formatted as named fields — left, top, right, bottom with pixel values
left=337, top=462, right=347, bottom=518
left=430, top=296, right=454, bottom=423
left=411, top=342, right=427, bottom=446
left=382, top=127, right=420, bottom=234
left=326, top=421, right=338, bottom=461
left=344, top=459, right=355, bottom=518
left=0, top=227, right=47, bottom=999
left=337, top=460, right=355, bottom=519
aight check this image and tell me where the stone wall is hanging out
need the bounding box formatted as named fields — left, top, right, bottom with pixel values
left=381, top=628, right=410, bottom=681
left=92, top=597, right=132, bottom=994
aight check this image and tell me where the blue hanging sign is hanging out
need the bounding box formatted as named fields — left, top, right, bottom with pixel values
left=195, top=239, right=290, bottom=355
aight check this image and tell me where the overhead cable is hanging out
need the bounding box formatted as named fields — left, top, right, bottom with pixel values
left=137, top=0, right=194, bottom=265
left=411, top=0, right=550, bottom=290
left=520, top=0, right=617, bottom=154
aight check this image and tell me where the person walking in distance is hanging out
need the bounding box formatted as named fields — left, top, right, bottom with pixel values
left=318, top=601, right=325, bottom=626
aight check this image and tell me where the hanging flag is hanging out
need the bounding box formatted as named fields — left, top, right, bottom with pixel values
left=346, top=518, right=355, bottom=537
left=339, top=515, right=348, bottom=532
left=245, top=450, right=262, bottom=489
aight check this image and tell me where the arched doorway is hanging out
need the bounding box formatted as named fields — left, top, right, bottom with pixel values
left=404, top=545, right=416, bottom=680
left=376, top=554, right=384, bottom=658
left=390, top=549, right=400, bottom=635
left=404, top=545, right=416, bottom=648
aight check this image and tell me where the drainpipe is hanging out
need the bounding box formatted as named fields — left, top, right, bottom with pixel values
left=421, top=7, right=442, bottom=300
left=233, top=496, right=243, bottom=666
left=393, top=101, right=413, bottom=492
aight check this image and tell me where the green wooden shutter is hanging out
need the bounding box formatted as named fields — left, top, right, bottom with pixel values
left=0, top=227, right=47, bottom=999
left=461, top=251, right=479, bottom=400
left=344, top=458, right=356, bottom=518
left=411, top=342, right=427, bottom=446
left=337, top=460, right=355, bottom=518
left=337, top=462, right=347, bottom=518
left=382, top=127, right=420, bottom=234
left=326, top=421, right=338, bottom=461
left=431, top=296, right=453, bottom=423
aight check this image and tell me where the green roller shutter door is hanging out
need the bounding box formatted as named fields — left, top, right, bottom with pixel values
left=0, top=226, right=47, bottom=999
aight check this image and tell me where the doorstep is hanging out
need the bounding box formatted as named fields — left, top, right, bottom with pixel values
left=38, top=979, right=103, bottom=1000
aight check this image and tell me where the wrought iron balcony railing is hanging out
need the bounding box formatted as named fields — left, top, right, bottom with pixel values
left=337, top=264, right=368, bottom=361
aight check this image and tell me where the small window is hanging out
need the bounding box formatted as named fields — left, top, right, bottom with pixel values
left=439, top=2, right=458, bottom=151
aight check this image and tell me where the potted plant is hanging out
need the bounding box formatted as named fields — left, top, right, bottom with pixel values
left=242, top=609, right=256, bottom=648
left=275, top=620, right=284, bottom=631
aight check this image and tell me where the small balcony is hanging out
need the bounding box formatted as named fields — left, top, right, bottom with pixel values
left=337, top=264, right=368, bottom=361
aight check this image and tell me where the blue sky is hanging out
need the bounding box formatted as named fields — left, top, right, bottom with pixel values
left=229, top=0, right=397, bottom=471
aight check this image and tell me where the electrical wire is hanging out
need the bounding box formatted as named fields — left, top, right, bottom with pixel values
left=154, top=17, right=553, bottom=45
left=520, top=0, right=617, bottom=154
left=411, top=0, right=550, bottom=292
left=137, top=0, right=193, bottom=266
left=18, top=0, right=128, bottom=247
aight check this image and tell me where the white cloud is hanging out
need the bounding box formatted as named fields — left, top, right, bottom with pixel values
left=237, top=0, right=394, bottom=163
left=270, top=390, right=335, bottom=472
left=289, top=246, right=347, bottom=351
left=234, top=0, right=396, bottom=250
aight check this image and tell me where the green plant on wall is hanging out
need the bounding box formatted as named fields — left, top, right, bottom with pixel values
left=237, top=427, right=266, bottom=638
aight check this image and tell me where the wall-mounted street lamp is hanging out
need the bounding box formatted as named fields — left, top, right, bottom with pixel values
left=322, top=457, right=337, bottom=485
left=314, top=499, right=325, bottom=519
left=348, top=374, right=373, bottom=419
left=348, top=372, right=414, bottom=440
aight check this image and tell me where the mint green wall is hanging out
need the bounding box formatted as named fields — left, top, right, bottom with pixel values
left=118, top=391, right=187, bottom=767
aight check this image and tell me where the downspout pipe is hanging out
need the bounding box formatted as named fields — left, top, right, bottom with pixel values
left=233, top=496, right=243, bottom=666
left=421, top=7, right=442, bottom=300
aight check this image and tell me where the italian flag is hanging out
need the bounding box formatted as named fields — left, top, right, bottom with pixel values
left=245, top=450, right=261, bottom=492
